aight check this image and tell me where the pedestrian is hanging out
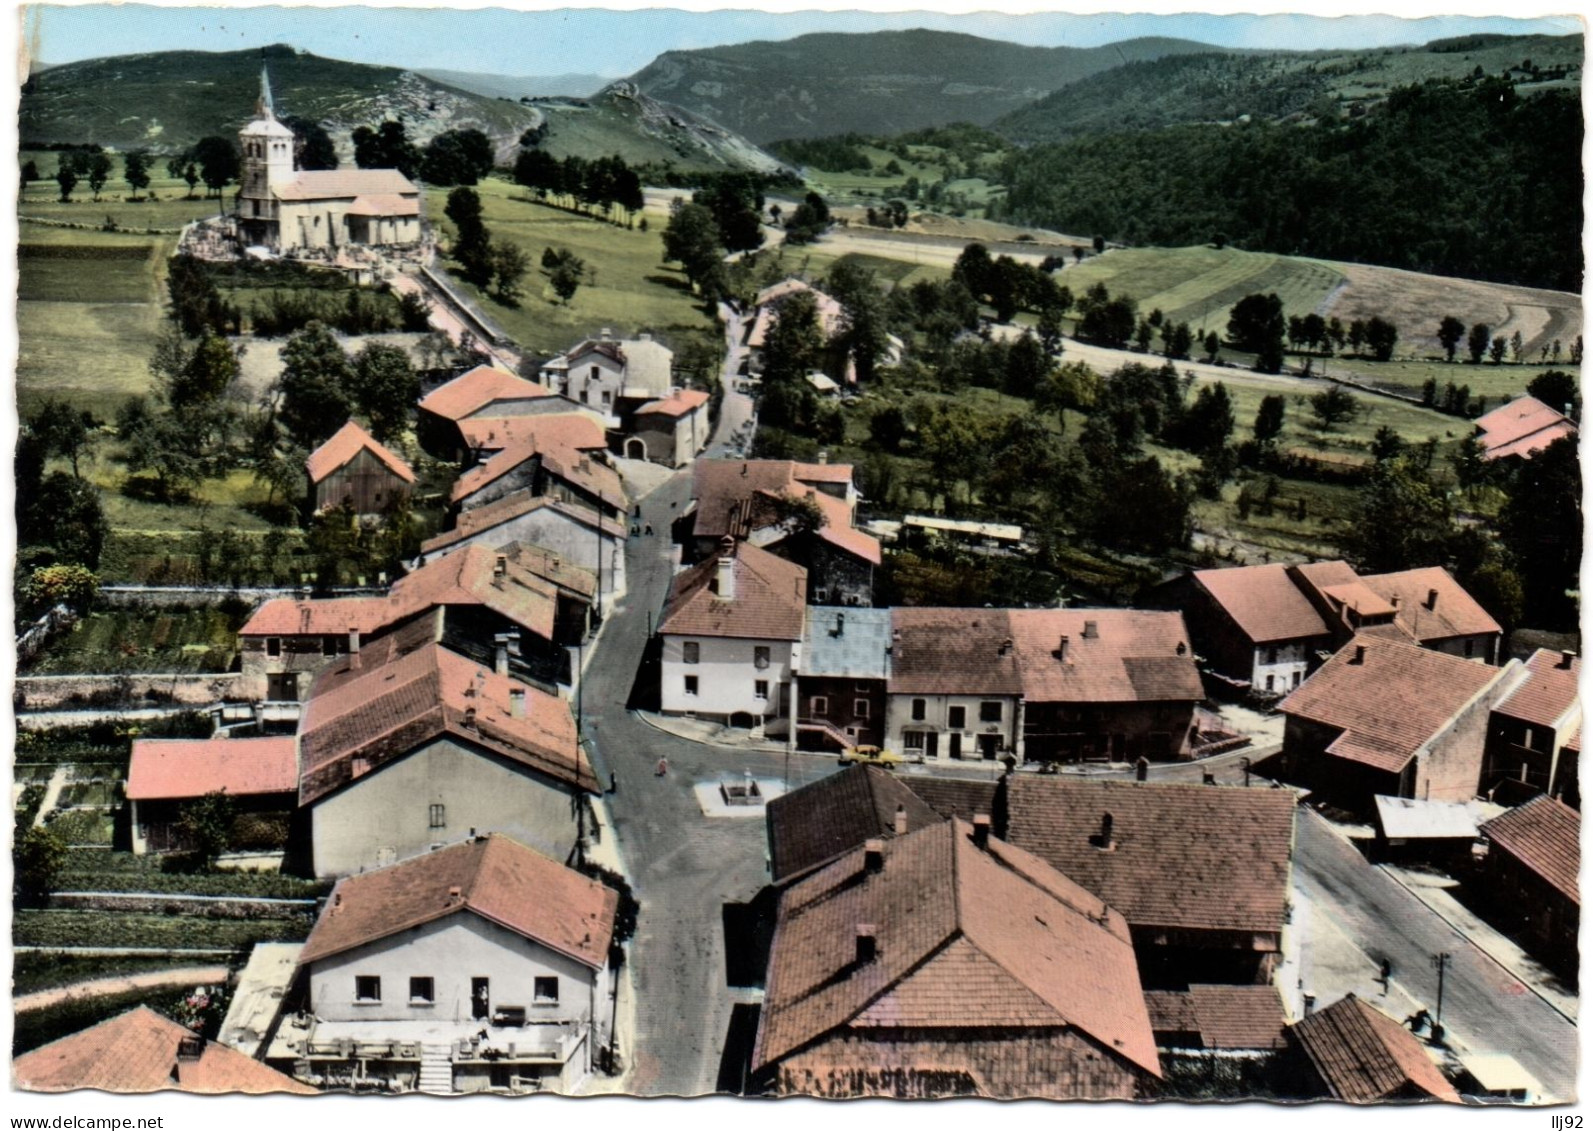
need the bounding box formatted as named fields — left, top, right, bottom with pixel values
left=655, top=756, right=668, bottom=776
left=609, top=771, right=618, bottom=794
left=644, top=522, right=654, bottom=536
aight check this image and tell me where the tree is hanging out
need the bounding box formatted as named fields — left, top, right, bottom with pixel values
left=1175, top=382, right=1235, bottom=456
left=117, top=401, right=204, bottom=502
left=1340, top=459, right=1457, bottom=573
left=660, top=199, right=725, bottom=297
left=421, top=128, right=496, bottom=186
left=84, top=151, right=113, bottom=200
left=761, top=291, right=826, bottom=387
left=352, top=120, right=420, bottom=179
left=25, top=563, right=99, bottom=614
left=490, top=241, right=530, bottom=305
left=191, top=136, right=240, bottom=198
left=952, top=244, right=993, bottom=301
left=1468, top=322, right=1491, bottom=364
left=30, top=398, right=98, bottom=477
left=1203, top=330, right=1221, bottom=361
left=167, top=155, right=200, bottom=198
left=274, top=321, right=354, bottom=444
left=15, top=825, right=67, bottom=906
left=826, top=260, right=889, bottom=384
left=1527, top=369, right=1580, bottom=417
left=167, top=328, right=240, bottom=410
left=869, top=405, right=907, bottom=453
left=445, top=186, right=493, bottom=287
left=1004, top=332, right=1050, bottom=399
left=21, top=157, right=38, bottom=186
left=1365, top=316, right=1398, bottom=362
left=123, top=150, right=151, bottom=198
left=1035, top=361, right=1101, bottom=433
left=23, top=471, right=109, bottom=566
left=1310, top=385, right=1358, bottom=430
left=1369, top=425, right=1405, bottom=462
left=1510, top=330, right=1524, bottom=364
left=350, top=343, right=419, bottom=441
left=279, top=115, right=338, bottom=170
left=1253, top=394, right=1286, bottom=443
left=550, top=258, right=582, bottom=303
left=1489, top=335, right=1507, bottom=365
left=54, top=162, right=77, bottom=202
left=694, top=174, right=764, bottom=254
left=1226, top=293, right=1285, bottom=371
left=1437, top=316, right=1465, bottom=362
left=1498, top=434, right=1580, bottom=628
left=178, top=791, right=236, bottom=867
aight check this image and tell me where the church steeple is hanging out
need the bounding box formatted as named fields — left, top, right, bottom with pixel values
left=256, top=65, right=275, bottom=119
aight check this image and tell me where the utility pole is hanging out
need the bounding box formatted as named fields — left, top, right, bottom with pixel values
left=1430, top=952, right=1451, bottom=1044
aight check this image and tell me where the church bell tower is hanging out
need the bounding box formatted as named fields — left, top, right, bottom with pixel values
left=237, top=66, right=296, bottom=246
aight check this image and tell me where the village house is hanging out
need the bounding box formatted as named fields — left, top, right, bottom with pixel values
left=285, top=833, right=617, bottom=1094
left=449, top=414, right=627, bottom=524
left=125, top=734, right=299, bottom=856
left=744, top=278, right=854, bottom=384
left=237, top=71, right=421, bottom=253
left=685, top=459, right=879, bottom=607
left=882, top=608, right=1204, bottom=764
left=237, top=596, right=393, bottom=703
left=1278, top=634, right=1527, bottom=814
left=1481, top=648, right=1581, bottom=808
left=1144, top=984, right=1289, bottom=1058
left=305, top=420, right=415, bottom=517
left=539, top=331, right=674, bottom=424
left=751, top=818, right=1161, bottom=1099
left=1473, top=394, right=1578, bottom=461
left=420, top=490, right=627, bottom=606
left=1283, top=995, right=1460, bottom=1103
left=297, top=620, right=598, bottom=878
left=792, top=606, right=892, bottom=754
left=416, top=364, right=565, bottom=461
left=1001, top=777, right=1297, bottom=987
left=1478, top=795, right=1579, bottom=979
left=14, top=1007, right=316, bottom=1095
left=764, top=763, right=943, bottom=885
left=657, top=539, right=807, bottom=726
left=623, top=387, right=712, bottom=467
left=1155, top=560, right=1502, bottom=694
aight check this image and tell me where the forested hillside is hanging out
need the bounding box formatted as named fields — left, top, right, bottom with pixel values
left=998, top=79, right=1583, bottom=292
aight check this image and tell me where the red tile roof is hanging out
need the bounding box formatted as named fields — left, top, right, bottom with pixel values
left=753, top=819, right=1159, bottom=1079
left=692, top=460, right=853, bottom=540
left=418, top=365, right=555, bottom=422
left=274, top=168, right=416, bottom=201
left=299, top=833, right=616, bottom=969
left=1288, top=995, right=1460, bottom=1103
left=635, top=388, right=711, bottom=417
left=887, top=608, right=1202, bottom=702
left=658, top=540, right=807, bottom=641
left=346, top=193, right=420, bottom=217
left=127, top=736, right=298, bottom=802
left=14, top=1007, right=317, bottom=1094
left=1360, top=567, right=1502, bottom=643
left=1003, top=777, right=1296, bottom=936
left=1280, top=634, right=1511, bottom=775
left=765, top=764, right=944, bottom=883
left=1192, top=563, right=1334, bottom=644
left=298, top=638, right=594, bottom=804
left=304, top=420, right=415, bottom=486
left=1145, top=985, right=1288, bottom=1051
left=452, top=431, right=627, bottom=512
left=420, top=489, right=625, bottom=554
left=499, top=540, right=598, bottom=600
left=239, top=595, right=393, bottom=638
left=455, top=412, right=605, bottom=453
left=1493, top=648, right=1581, bottom=729
left=1475, top=395, right=1578, bottom=461
left=1481, top=794, right=1580, bottom=905
left=904, top=776, right=1000, bottom=822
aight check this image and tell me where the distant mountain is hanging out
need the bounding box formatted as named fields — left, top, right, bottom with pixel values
left=19, top=44, right=780, bottom=173
left=418, top=68, right=612, bottom=101
left=626, top=28, right=1228, bottom=143
left=995, top=33, right=1583, bottom=142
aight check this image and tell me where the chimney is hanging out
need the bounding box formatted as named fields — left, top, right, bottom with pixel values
left=1057, top=635, right=1069, bottom=661
left=463, top=706, right=477, bottom=729
left=817, top=450, right=829, bottom=465
left=999, top=637, right=1013, bottom=656
left=348, top=626, right=361, bottom=659
left=863, top=838, right=885, bottom=873
left=638, top=332, right=651, bottom=342
left=893, top=804, right=908, bottom=836
left=1425, top=588, right=1439, bottom=611
left=1135, top=757, right=1149, bottom=782
left=1557, top=649, right=1576, bottom=669
left=509, top=688, right=526, bottom=718
left=971, top=814, right=991, bottom=850
left=448, top=885, right=462, bottom=901
left=835, top=612, right=845, bottom=636
left=600, top=327, right=613, bottom=340
left=716, top=556, right=735, bottom=600
left=1096, top=811, right=1115, bottom=849
left=176, top=1035, right=206, bottom=1062
left=855, top=924, right=878, bottom=965
left=1083, top=619, right=1098, bottom=639
left=741, top=463, right=749, bottom=477
left=494, top=633, right=511, bottom=677
left=1389, top=594, right=1401, bottom=609
left=494, top=554, right=507, bottom=580
left=1351, top=644, right=1366, bottom=665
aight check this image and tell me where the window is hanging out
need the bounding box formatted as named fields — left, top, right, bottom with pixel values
left=754, top=646, right=771, bottom=670
left=904, top=732, right=925, bottom=751
left=534, top=977, right=559, bottom=1005
left=684, top=675, right=699, bottom=696
left=948, top=706, right=966, bottom=730
left=855, top=682, right=870, bottom=693
left=755, top=680, right=770, bottom=699
left=854, top=699, right=870, bottom=718
left=428, top=803, right=446, bottom=829
left=266, top=637, right=281, bottom=658
left=810, top=696, right=829, bottom=715
left=323, top=635, right=339, bottom=658
left=1465, top=639, right=1476, bottom=659
left=1265, top=674, right=1275, bottom=692
left=1293, top=671, right=1303, bottom=688
left=354, top=976, right=381, bottom=1003
left=409, top=977, right=435, bottom=1004
left=683, top=641, right=700, bottom=665
left=1267, top=646, right=1279, bottom=665
left=602, top=391, right=612, bottom=406
left=590, top=366, right=600, bottom=382
left=911, top=698, right=926, bottom=722
left=979, top=701, right=1002, bottom=723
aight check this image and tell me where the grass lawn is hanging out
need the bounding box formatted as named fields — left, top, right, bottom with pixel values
left=13, top=953, right=202, bottom=998
left=427, top=176, right=716, bottom=358
left=23, top=607, right=242, bottom=675
left=14, top=910, right=314, bottom=951
left=1323, top=353, right=1556, bottom=407
left=773, top=246, right=951, bottom=291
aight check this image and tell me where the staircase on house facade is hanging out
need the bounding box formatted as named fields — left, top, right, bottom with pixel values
left=418, top=1043, right=454, bottom=1094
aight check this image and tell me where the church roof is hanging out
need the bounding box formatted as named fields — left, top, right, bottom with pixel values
left=348, top=194, right=421, bottom=217
left=274, top=169, right=419, bottom=202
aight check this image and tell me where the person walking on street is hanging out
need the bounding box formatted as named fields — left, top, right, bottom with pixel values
left=655, top=757, right=668, bottom=776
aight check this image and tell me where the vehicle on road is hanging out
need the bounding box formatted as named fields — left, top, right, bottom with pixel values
left=838, top=745, right=904, bottom=768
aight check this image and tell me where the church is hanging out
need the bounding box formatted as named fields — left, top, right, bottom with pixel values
left=236, top=70, right=424, bottom=253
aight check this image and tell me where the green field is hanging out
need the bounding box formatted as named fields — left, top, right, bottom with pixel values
left=23, top=607, right=242, bottom=675
left=14, top=910, right=313, bottom=951
left=428, top=176, right=716, bottom=357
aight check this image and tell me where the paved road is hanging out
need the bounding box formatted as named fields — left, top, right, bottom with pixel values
left=578, top=467, right=836, bottom=1096
left=1292, top=809, right=1578, bottom=1100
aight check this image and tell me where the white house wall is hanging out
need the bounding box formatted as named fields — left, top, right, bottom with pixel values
left=1251, top=641, right=1312, bottom=694
left=660, top=634, right=797, bottom=719
left=883, top=692, right=1021, bottom=760
left=310, top=737, right=581, bottom=878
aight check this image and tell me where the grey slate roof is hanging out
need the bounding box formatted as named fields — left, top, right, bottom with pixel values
left=801, top=607, right=893, bottom=679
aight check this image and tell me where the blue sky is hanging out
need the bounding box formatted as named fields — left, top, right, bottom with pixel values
left=25, top=4, right=1583, bottom=78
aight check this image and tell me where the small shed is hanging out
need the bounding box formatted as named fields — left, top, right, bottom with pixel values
left=1370, top=795, right=1502, bottom=866
left=305, top=420, right=415, bottom=516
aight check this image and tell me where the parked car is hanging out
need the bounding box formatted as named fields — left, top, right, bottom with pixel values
left=838, top=745, right=904, bottom=767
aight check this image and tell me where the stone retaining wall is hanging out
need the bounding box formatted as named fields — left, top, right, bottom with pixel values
left=14, top=672, right=245, bottom=711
